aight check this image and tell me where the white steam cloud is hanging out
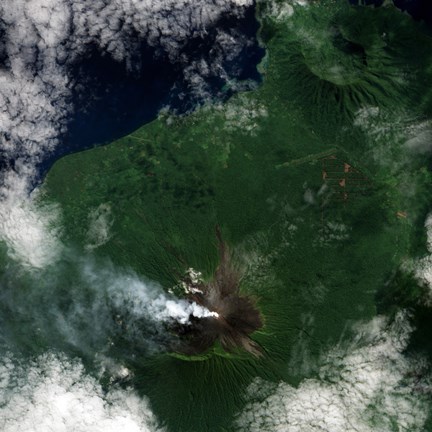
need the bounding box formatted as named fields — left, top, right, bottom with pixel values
left=82, top=262, right=218, bottom=327
left=0, top=0, right=254, bottom=268
left=235, top=312, right=431, bottom=432
left=46, top=260, right=220, bottom=355
left=0, top=352, right=163, bottom=432
left=0, top=253, right=219, bottom=358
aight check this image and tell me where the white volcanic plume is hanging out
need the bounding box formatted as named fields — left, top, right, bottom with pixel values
left=0, top=256, right=223, bottom=356
left=82, top=261, right=219, bottom=328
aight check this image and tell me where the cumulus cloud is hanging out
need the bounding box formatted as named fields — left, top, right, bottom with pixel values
left=221, top=94, right=268, bottom=136
left=0, top=172, right=62, bottom=268
left=235, top=312, right=431, bottom=432
left=404, top=120, right=432, bottom=155
left=354, top=106, right=432, bottom=171
left=0, top=0, right=255, bottom=268
left=0, top=0, right=254, bottom=165
left=264, top=0, right=310, bottom=22
left=85, top=204, right=114, bottom=251
left=412, top=213, right=432, bottom=304
left=0, top=352, right=163, bottom=432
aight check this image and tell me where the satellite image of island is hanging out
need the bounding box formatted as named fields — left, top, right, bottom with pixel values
left=1, top=1, right=432, bottom=431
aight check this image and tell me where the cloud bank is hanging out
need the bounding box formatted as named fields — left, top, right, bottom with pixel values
left=0, top=352, right=163, bottom=432
left=0, top=0, right=255, bottom=268
left=235, top=312, right=431, bottom=432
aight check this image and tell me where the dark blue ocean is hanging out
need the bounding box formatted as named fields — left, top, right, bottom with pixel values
left=349, top=0, right=432, bottom=24
left=39, top=5, right=264, bottom=183
left=40, top=0, right=432, bottom=182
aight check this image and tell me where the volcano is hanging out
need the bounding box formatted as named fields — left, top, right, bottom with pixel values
left=173, top=226, right=264, bottom=358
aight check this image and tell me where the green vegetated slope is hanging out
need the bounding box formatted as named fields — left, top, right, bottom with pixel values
left=42, top=1, right=432, bottom=431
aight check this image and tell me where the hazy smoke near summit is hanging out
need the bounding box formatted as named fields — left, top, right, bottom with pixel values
left=0, top=254, right=224, bottom=359
left=0, top=0, right=257, bottom=268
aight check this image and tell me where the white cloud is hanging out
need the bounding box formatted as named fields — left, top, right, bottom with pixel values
left=264, top=0, right=310, bottom=22
left=221, top=94, right=268, bottom=136
left=0, top=0, right=255, bottom=268
left=0, top=352, right=163, bottom=432
left=268, top=3, right=294, bottom=21
left=85, top=204, right=114, bottom=250
left=85, top=262, right=219, bottom=326
left=315, top=221, right=350, bottom=247
left=412, top=213, right=432, bottom=304
left=0, top=171, right=62, bottom=268
left=235, top=312, right=431, bottom=432
left=57, top=260, right=220, bottom=354
left=353, top=106, right=432, bottom=171
left=0, top=255, right=218, bottom=356
left=404, top=120, right=432, bottom=155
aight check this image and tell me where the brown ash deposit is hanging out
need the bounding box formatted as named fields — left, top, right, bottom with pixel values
left=173, top=226, right=263, bottom=357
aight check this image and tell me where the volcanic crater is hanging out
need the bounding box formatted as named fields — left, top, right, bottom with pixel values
left=173, top=226, right=264, bottom=357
